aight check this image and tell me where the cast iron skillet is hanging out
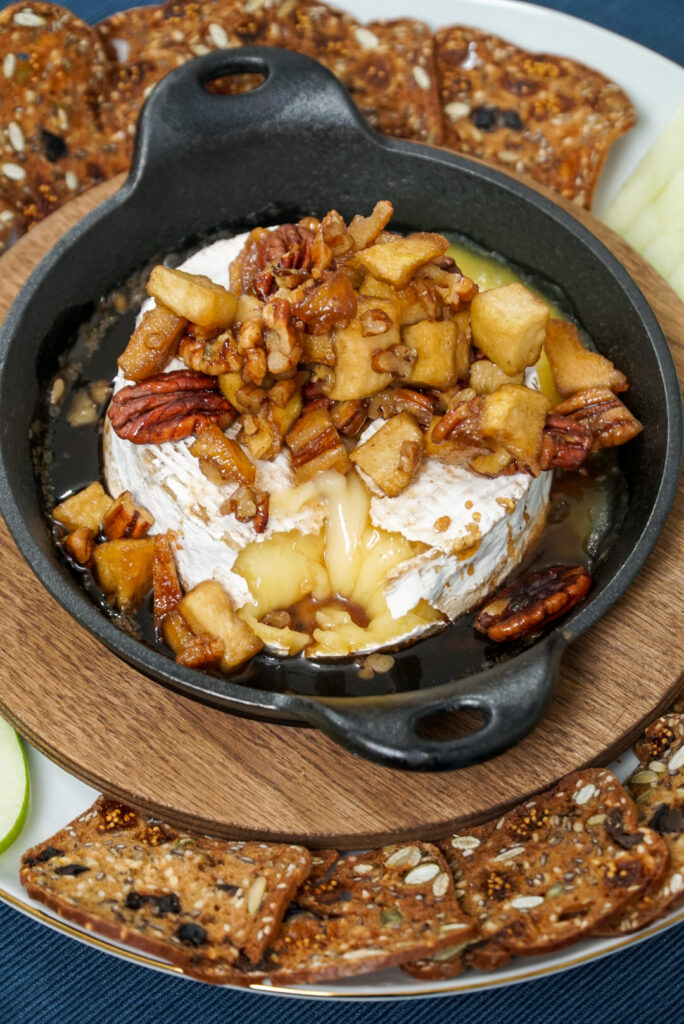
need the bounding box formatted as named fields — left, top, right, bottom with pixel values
left=0, top=49, right=681, bottom=771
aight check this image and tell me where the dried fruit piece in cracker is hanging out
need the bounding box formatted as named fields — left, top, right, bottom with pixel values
left=0, top=2, right=127, bottom=230
left=21, top=796, right=311, bottom=972
left=404, top=769, right=668, bottom=979
left=435, top=25, right=636, bottom=208
left=595, top=715, right=684, bottom=935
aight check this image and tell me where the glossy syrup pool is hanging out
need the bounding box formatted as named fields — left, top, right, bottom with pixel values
left=31, top=229, right=629, bottom=700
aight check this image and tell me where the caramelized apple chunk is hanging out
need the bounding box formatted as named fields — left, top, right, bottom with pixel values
left=102, top=491, right=154, bottom=540
left=190, top=423, right=256, bottom=486
left=480, top=384, right=552, bottom=476
left=162, top=609, right=195, bottom=655
left=544, top=320, right=628, bottom=398
left=147, top=266, right=237, bottom=330
left=117, top=303, right=186, bottom=382
left=94, top=538, right=155, bottom=613
left=471, top=283, right=550, bottom=375
left=401, top=319, right=469, bottom=389
left=179, top=580, right=263, bottom=671
left=469, top=359, right=524, bottom=394
left=350, top=413, right=425, bottom=496
left=175, top=634, right=226, bottom=669
left=353, top=233, right=449, bottom=289
left=53, top=482, right=114, bottom=533
left=323, top=297, right=400, bottom=401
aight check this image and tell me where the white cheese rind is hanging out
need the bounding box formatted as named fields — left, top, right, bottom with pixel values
left=104, top=231, right=552, bottom=652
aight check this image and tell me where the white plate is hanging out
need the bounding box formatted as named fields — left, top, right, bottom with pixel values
left=2, top=0, right=684, bottom=1000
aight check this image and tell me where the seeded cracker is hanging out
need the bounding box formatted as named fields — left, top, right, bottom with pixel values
left=595, top=715, right=684, bottom=935
left=435, top=25, right=636, bottom=208
left=403, top=769, right=668, bottom=979
left=0, top=2, right=127, bottom=229
left=206, top=843, right=473, bottom=985
left=0, top=197, right=23, bottom=255
left=20, top=796, right=312, bottom=976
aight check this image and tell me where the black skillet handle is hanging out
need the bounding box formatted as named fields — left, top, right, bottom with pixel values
left=128, top=47, right=368, bottom=185
left=292, top=636, right=567, bottom=772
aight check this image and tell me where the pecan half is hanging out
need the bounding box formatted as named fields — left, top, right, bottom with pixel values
left=475, top=564, right=591, bottom=642
left=108, top=370, right=235, bottom=444
left=230, top=224, right=314, bottom=296
left=540, top=414, right=593, bottom=471
left=552, top=388, right=643, bottom=450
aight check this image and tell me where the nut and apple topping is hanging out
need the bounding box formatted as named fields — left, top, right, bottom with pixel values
left=52, top=202, right=642, bottom=672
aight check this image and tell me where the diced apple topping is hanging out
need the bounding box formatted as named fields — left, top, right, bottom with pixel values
left=117, top=303, right=187, bottom=382
left=401, top=319, right=469, bottom=389
left=53, top=482, right=114, bottom=533
left=471, top=283, right=550, bottom=375
left=354, top=233, right=449, bottom=288
left=350, top=412, right=425, bottom=496
left=147, top=266, right=237, bottom=330
left=469, top=359, right=524, bottom=394
left=480, top=384, right=552, bottom=476
left=179, top=580, right=263, bottom=671
left=93, top=538, right=155, bottom=613
left=544, top=319, right=628, bottom=398
left=286, top=407, right=351, bottom=483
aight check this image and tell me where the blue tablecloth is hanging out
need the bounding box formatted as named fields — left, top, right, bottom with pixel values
left=0, top=0, right=683, bottom=1020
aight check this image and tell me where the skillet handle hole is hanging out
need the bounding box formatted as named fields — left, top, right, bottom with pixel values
left=204, top=71, right=266, bottom=96
left=415, top=708, right=485, bottom=743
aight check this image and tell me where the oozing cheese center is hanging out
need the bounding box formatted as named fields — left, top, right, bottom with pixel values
left=104, top=233, right=556, bottom=657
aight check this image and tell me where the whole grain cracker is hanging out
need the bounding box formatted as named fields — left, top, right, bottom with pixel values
left=404, top=769, right=668, bottom=979
left=21, top=796, right=312, bottom=970
left=0, top=2, right=127, bottom=229
left=595, top=715, right=684, bottom=935
left=435, top=25, right=636, bottom=207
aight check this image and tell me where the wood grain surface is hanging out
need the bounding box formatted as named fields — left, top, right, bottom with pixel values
left=0, top=174, right=682, bottom=848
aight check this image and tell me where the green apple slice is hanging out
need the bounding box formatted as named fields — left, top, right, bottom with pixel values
left=0, top=717, right=29, bottom=854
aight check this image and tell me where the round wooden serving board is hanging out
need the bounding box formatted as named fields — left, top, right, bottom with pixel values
left=0, top=176, right=683, bottom=848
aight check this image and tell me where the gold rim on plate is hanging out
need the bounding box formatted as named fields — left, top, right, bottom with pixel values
left=3, top=883, right=683, bottom=997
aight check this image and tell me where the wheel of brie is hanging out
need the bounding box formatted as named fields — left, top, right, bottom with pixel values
left=103, top=226, right=552, bottom=659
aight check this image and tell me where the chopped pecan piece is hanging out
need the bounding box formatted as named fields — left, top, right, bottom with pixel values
left=107, top=370, right=235, bottom=445
left=552, top=388, right=643, bottom=450
left=152, top=534, right=183, bottom=627
left=102, top=491, right=154, bottom=540
left=302, top=381, right=335, bottom=412
left=175, top=634, right=226, bottom=669
left=475, top=565, right=591, bottom=642
left=264, top=298, right=301, bottom=376
left=224, top=484, right=270, bottom=533
left=431, top=395, right=484, bottom=442
left=190, top=423, right=256, bottom=487
left=360, top=307, right=392, bottom=337
left=285, top=407, right=351, bottom=483
left=371, top=344, right=418, bottom=377
left=178, top=330, right=242, bottom=376
left=330, top=400, right=368, bottom=437
left=347, top=201, right=394, bottom=251
left=63, top=527, right=95, bottom=566
left=291, top=270, right=358, bottom=335
left=540, top=414, right=593, bottom=471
